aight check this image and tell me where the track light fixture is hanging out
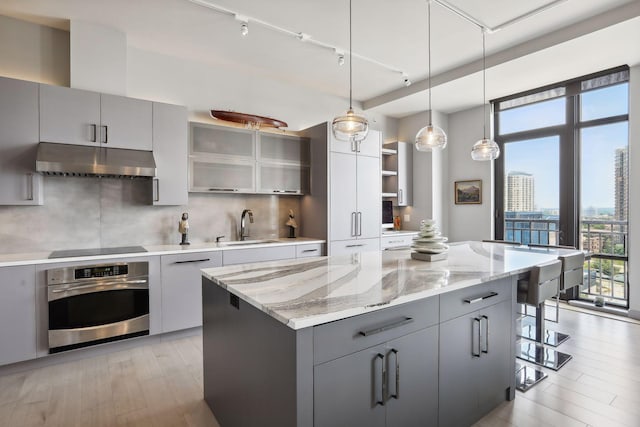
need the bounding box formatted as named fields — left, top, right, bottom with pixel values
left=335, top=49, right=345, bottom=66
left=402, top=73, right=412, bottom=87
left=240, top=22, right=249, bottom=36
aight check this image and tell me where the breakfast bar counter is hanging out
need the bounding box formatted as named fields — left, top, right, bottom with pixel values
left=201, top=241, right=580, bottom=427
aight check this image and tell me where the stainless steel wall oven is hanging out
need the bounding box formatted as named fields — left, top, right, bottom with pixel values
left=47, top=261, right=149, bottom=353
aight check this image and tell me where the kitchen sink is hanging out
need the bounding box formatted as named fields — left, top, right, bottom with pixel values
left=220, top=239, right=281, bottom=246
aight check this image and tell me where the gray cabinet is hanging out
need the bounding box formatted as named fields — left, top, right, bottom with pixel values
left=160, top=251, right=222, bottom=333
left=152, top=102, right=188, bottom=205
left=0, top=76, right=43, bottom=205
left=329, top=126, right=381, bottom=158
left=439, top=299, right=512, bottom=427
left=39, top=84, right=152, bottom=150
left=0, top=265, right=36, bottom=365
left=314, top=326, right=438, bottom=427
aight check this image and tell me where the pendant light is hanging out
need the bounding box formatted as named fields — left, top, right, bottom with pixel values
left=471, top=28, right=500, bottom=161
left=415, top=0, right=447, bottom=152
left=332, top=0, right=369, bottom=142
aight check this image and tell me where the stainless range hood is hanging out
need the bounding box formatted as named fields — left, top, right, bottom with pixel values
left=36, top=142, right=157, bottom=178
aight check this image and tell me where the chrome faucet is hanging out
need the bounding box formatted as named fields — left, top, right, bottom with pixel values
left=240, top=209, right=254, bottom=241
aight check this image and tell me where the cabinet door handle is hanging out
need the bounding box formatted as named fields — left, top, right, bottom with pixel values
left=104, top=125, right=108, bottom=143
left=389, top=349, right=399, bottom=399
left=345, top=244, right=364, bottom=248
left=174, top=258, right=211, bottom=264
left=399, top=188, right=403, bottom=204
left=351, top=212, right=357, bottom=237
left=358, top=317, right=414, bottom=337
left=26, top=173, right=34, bottom=201
left=350, top=138, right=356, bottom=153
left=464, top=291, right=498, bottom=304
left=356, top=140, right=361, bottom=153
left=481, top=315, right=489, bottom=354
left=209, top=188, right=239, bottom=192
left=302, top=249, right=318, bottom=253
left=374, top=353, right=386, bottom=406
left=472, top=317, right=481, bottom=358
left=357, top=212, right=362, bottom=236
left=153, top=179, right=160, bottom=202
left=90, top=124, right=97, bottom=142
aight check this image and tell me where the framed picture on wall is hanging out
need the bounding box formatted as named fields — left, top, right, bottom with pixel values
left=455, top=180, right=482, bottom=204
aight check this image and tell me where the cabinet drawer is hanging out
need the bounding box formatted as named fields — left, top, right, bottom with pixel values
left=381, top=234, right=416, bottom=249
left=439, top=277, right=512, bottom=323
left=313, top=296, right=439, bottom=365
left=222, top=245, right=296, bottom=266
left=330, top=238, right=380, bottom=256
left=296, top=243, right=323, bottom=258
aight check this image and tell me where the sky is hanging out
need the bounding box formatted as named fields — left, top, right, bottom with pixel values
left=500, top=83, right=629, bottom=210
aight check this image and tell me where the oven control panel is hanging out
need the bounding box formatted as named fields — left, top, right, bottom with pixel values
left=74, top=265, right=128, bottom=279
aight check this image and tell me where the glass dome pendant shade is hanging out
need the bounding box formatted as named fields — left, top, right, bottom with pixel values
left=471, top=138, right=500, bottom=161
left=332, top=108, right=369, bottom=142
left=415, top=124, right=447, bottom=152
left=332, top=0, right=369, bottom=142
left=415, top=0, right=447, bottom=152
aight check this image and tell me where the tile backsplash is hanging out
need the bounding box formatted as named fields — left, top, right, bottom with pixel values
left=0, top=176, right=302, bottom=254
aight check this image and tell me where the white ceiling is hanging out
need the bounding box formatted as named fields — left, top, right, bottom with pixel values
left=0, top=0, right=638, bottom=117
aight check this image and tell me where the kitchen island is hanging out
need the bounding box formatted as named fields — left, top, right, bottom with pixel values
left=201, top=241, right=580, bottom=427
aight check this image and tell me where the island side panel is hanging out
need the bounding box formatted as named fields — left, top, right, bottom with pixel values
left=202, top=278, right=313, bottom=427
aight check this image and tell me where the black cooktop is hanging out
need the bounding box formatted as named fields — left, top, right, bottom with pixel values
left=48, top=246, right=148, bottom=259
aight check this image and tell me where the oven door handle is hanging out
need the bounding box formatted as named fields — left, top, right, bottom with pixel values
left=49, top=279, right=148, bottom=300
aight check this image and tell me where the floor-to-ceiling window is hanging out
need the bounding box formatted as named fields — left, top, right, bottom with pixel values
left=494, top=66, right=630, bottom=307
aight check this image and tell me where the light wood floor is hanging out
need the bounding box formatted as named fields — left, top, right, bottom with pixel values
left=1, top=307, right=639, bottom=427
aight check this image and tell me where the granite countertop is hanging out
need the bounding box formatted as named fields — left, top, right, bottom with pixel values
left=0, top=237, right=325, bottom=268
left=202, top=241, right=581, bottom=330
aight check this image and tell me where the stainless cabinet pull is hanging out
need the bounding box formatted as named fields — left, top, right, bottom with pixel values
left=472, top=317, right=481, bottom=357
left=374, top=353, right=385, bottom=406
left=104, top=125, right=108, bottom=143
left=26, top=173, right=34, bottom=201
left=464, top=291, right=498, bottom=304
left=174, top=258, right=211, bottom=264
left=272, top=190, right=299, bottom=194
left=351, top=212, right=357, bottom=237
left=345, top=244, right=364, bottom=248
left=350, top=138, right=356, bottom=153
left=358, top=317, right=414, bottom=337
left=356, top=140, right=362, bottom=153
left=389, top=349, right=399, bottom=399
left=357, top=212, right=362, bottom=236
left=302, top=249, right=318, bottom=253
left=91, top=124, right=97, bottom=142
left=209, top=188, right=239, bottom=192
left=153, top=179, right=160, bottom=202
left=399, top=188, right=403, bottom=204
left=481, top=315, right=489, bottom=354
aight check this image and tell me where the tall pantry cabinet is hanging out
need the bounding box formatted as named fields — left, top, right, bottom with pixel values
left=300, top=122, right=381, bottom=256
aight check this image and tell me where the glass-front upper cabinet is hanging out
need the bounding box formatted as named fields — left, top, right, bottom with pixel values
left=258, top=133, right=310, bottom=165
left=190, top=123, right=255, bottom=160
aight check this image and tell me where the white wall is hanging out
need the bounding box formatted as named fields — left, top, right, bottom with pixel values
left=628, top=65, right=640, bottom=319
left=0, top=15, right=69, bottom=86
left=446, top=105, right=494, bottom=242
left=70, top=21, right=127, bottom=95
left=397, top=110, right=448, bottom=234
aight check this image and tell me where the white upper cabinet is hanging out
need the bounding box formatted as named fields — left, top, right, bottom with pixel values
left=0, top=77, right=43, bottom=205
left=152, top=102, right=188, bottom=205
left=39, top=84, right=152, bottom=151
left=100, top=94, right=152, bottom=150
left=330, top=128, right=380, bottom=158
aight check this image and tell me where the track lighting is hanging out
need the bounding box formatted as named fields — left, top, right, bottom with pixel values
left=335, top=49, right=345, bottom=66
left=402, top=73, right=412, bottom=87
left=240, top=22, right=248, bottom=36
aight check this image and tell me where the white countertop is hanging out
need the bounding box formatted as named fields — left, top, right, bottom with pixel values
left=0, top=237, right=325, bottom=268
left=202, top=241, right=581, bottom=330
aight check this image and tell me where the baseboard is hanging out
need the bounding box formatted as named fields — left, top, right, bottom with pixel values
left=629, top=309, right=640, bottom=320
left=0, top=326, right=202, bottom=377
